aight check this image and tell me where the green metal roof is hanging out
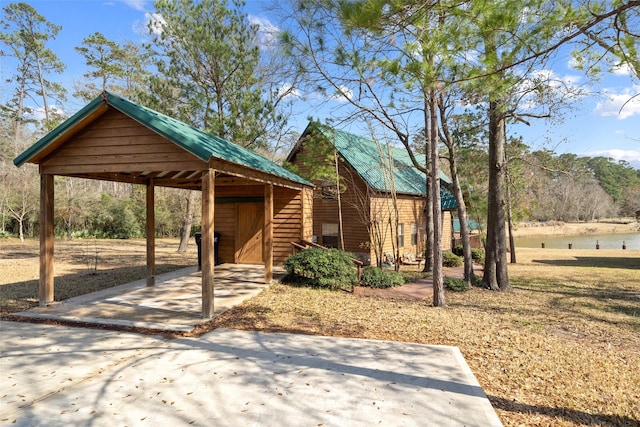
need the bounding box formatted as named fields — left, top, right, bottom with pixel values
left=309, top=123, right=457, bottom=209
left=453, top=218, right=479, bottom=232
left=14, top=92, right=312, bottom=187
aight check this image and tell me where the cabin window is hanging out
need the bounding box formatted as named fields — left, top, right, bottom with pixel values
left=397, top=223, right=405, bottom=248
left=321, top=180, right=338, bottom=199
left=322, top=223, right=339, bottom=248
left=411, top=222, right=418, bottom=246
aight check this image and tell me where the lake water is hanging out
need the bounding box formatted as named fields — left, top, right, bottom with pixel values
left=515, top=232, right=640, bottom=250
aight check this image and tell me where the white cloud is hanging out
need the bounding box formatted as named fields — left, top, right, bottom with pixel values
left=594, top=85, right=640, bottom=119
left=611, top=62, right=633, bottom=76
left=277, top=82, right=301, bottom=99
left=120, top=0, right=146, bottom=11
left=248, top=15, right=280, bottom=49
left=586, top=149, right=640, bottom=167
left=330, top=85, right=354, bottom=102
left=530, top=69, right=583, bottom=87
left=567, top=57, right=580, bottom=70
left=27, top=105, right=66, bottom=121
left=142, top=12, right=165, bottom=36
left=517, top=68, right=586, bottom=109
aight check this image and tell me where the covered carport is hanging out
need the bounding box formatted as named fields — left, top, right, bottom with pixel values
left=13, top=92, right=313, bottom=319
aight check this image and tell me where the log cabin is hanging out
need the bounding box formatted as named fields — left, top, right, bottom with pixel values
left=286, top=122, right=457, bottom=266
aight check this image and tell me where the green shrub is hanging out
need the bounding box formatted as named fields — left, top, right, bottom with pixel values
left=452, top=245, right=462, bottom=257
left=472, top=274, right=484, bottom=287
left=471, top=248, right=485, bottom=264
left=442, top=251, right=463, bottom=267
left=452, top=245, right=485, bottom=264
left=71, top=230, right=93, bottom=239
left=360, top=266, right=405, bottom=289
left=444, top=277, right=470, bottom=292
left=283, top=248, right=357, bottom=291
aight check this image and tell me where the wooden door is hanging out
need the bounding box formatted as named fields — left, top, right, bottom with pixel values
left=235, top=203, right=264, bottom=264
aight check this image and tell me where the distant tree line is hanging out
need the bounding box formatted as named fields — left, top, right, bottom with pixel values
left=455, top=144, right=640, bottom=226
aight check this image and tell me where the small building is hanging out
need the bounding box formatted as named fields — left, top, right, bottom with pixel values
left=13, top=92, right=314, bottom=318
left=286, top=122, right=457, bottom=266
left=453, top=218, right=483, bottom=248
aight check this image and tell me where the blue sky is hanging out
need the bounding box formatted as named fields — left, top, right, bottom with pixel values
left=2, top=0, right=639, bottom=168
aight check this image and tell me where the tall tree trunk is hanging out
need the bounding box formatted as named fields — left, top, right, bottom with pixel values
left=1, top=200, right=5, bottom=233
left=423, top=100, right=434, bottom=273
left=34, top=55, right=51, bottom=122
left=383, top=145, right=400, bottom=272
left=66, top=209, right=72, bottom=240
left=178, top=190, right=196, bottom=253
left=335, top=150, right=345, bottom=250
left=13, top=81, right=26, bottom=154
left=506, top=159, right=516, bottom=264
left=439, top=95, right=475, bottom=283
left=430, top=91, right=445, bottom=307
left=483, top=99, right=510, bottom=290
left=17, top=215, right=25, bottom=242
left=450, top=154, right=475, bottom=283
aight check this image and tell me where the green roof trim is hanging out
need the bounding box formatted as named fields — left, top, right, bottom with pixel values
left=307, top=123, right=457, bottom=210
left=14, top=92, right=311, bottom=187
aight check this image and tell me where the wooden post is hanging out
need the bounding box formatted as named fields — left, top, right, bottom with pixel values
left=40, top=174, right=54, bottom=305
left=264, top=183, right=273, bottom=284
left=146, top=181, right=155, bottom=286
left=201, top=169, right=215, bottom=318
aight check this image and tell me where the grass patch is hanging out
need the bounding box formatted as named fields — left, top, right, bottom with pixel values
left=399, top=269, right=430, bottom=283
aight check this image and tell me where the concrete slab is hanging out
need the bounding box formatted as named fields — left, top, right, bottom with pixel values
left=0, top=321, right=502, bottom=426
left=13, top=264, right=281, bottom=332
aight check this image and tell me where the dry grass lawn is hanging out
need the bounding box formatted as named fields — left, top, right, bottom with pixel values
left=0, top=237, right=197, bottom=312
left=1, top=237, right=638, bottom=426
left=205, top=247, right=640, bottom=427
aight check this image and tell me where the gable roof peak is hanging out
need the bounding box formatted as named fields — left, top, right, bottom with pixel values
left=14, top=92, right=311, bottom=187
left=292, top=121, right=456, bottom=209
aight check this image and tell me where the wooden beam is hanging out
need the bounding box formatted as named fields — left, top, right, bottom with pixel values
left=41, top=160, right=205, bottom=175
left=201, top=169, right=216, bottom=318
left=264, top=183, right=273, bottom=284
left=42, top=152, right=202, bottom=167
left=64, top=173, right=148, bottom=185
left=153, top=177, right=201, bottom=188
left=215, top=176, right=261, bottom=186
left=39, top=174, right=54, bottom=305
left=146, top=181, right=155, bottom=286
left=209, top=158, right=305, bottom=191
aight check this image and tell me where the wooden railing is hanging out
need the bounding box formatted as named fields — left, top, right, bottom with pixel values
left=291, top=240, right=363, bottom=283
left=452, top=234, right=483, bottom=249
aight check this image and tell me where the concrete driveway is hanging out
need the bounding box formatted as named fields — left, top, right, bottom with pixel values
left=0, top=321, right=502, bottom=426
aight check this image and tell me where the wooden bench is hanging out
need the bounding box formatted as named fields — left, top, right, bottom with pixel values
left=401, top=253, right=423, bottom=269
